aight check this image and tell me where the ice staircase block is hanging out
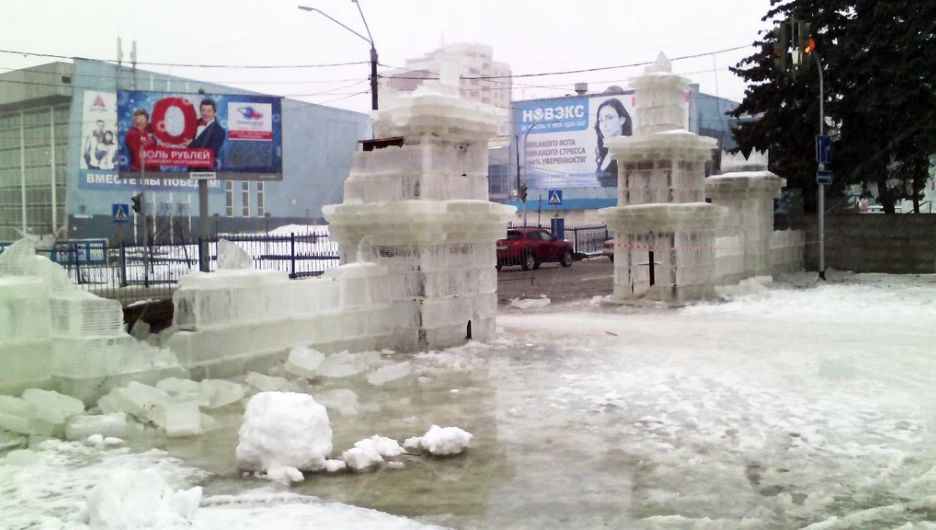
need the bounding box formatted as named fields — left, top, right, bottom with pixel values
left=49, top=291, right=124, bottom=338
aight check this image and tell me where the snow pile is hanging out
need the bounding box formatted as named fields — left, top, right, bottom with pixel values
left=509, top=296, right=552, bottom=309
left=84, top=468, right=202, bottom=529
left=236, top=392, right=333, bottom=482
left=341, top=435, right=405, bottom=472
left=404, top=425, right=473, bottom=456
left=714, top=275, right=774, bottom=299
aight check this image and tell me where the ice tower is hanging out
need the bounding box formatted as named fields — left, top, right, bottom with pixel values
left=323, top=67, right=516, bottom=351
left=598, top=53, right=728, bottom=304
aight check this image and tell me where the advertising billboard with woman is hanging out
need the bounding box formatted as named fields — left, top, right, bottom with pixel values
left=513, top=92, right=689, bottom=189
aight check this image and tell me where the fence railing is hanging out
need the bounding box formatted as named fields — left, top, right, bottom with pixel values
left=2, top=223, right=614, bottom=303
left=0, top=232, right=340, bottom=304
left=566, top=225, right=611, bottom=257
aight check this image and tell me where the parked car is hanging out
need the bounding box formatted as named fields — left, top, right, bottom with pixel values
left=602, top=239, right=615, bottom=262
left=496, top=228, right=574, bottom=271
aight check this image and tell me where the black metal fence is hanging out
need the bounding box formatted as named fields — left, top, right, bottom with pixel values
left=566, top=225, right=611, bottom=257
left=0, top=232, right=339, bottom=304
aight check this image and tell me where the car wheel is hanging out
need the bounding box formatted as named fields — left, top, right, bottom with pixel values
left=496, top=263, right=503, bottom=272
left=522, top=252, right=536, bottom=271
left=560, top=249, right=573, bottom=267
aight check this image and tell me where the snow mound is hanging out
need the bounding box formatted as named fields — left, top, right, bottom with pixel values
left=84, top=468, right=202, bottom=529
left=341, top=435, right=405, bottom=472
left=236, top=392, right=332, bottom=475
left=417, top=425, right=473, bottom=456
left=509, top=296, right=551, bottom=309
left=714, top=275, right=774, bottom=299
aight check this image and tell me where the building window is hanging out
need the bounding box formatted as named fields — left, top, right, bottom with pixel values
left=241, top=182, right=250, bottom=217
left=469, top=67, right=480, bottom=74
left=256, top=182, right=265, bottom=217
left=225, top=181, right=233, bottom=217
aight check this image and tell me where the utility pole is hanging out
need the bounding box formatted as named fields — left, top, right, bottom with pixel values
left=776, top=19, right=825, bottom=280
left=298, top=2, right=378, bottom=110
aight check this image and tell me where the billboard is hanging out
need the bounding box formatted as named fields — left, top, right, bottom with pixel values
left=78, top=90, right=223, bottom=192
left=514, top=92, right=689, bottom=189
left=116, top=90, right=283, bottom=180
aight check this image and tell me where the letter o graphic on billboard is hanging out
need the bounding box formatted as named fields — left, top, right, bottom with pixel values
left=150, top=97, right=198, bottom=145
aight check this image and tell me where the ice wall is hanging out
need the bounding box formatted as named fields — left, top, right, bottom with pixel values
left=706, top=151, right=804, bottom=281
left=0, top=238, right=185, bottom=403
left=166, top=261, right=393, bottom=379
left=324, top=76, right=515, bottom=351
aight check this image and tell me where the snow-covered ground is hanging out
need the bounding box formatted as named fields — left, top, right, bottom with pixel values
left=3, top=272, right=936, bottom=529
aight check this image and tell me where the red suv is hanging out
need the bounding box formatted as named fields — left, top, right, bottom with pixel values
left=496, top=228, right=574, bottom=271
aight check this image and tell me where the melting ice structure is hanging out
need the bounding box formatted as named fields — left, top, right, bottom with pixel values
left=166, top=75, right=516, bottom=379
left=599, top=53, right=804, bottom=304
left=0, top=237, right=185, bottom=403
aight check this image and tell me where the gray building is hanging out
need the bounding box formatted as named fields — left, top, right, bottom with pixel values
left=0, top=59, right=371, bottom=242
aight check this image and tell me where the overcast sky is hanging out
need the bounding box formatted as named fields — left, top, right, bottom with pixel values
left=4, top=0, right=774, bottom=114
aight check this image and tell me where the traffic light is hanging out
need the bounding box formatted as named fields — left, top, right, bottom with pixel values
left=131, top=193, right=142, bottom=213
left=772, top=24, right=789, bottom=72
left=793, top=21, right=814, bottom=71
left=519, top=184, right=528, bottom=203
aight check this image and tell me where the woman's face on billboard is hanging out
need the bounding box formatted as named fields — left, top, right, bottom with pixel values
left=598, top=105, right=625, bottom=139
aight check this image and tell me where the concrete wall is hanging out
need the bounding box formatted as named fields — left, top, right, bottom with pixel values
left=799, top=215, right=936, bottom=274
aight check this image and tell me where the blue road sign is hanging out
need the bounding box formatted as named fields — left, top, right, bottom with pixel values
left=547, top=189, right=563, bottom=205
left=817, top=169, right=833, bottom=185
left=816, top=135, right=832, bottom=164
left=112, top=203, right=130, bottom=223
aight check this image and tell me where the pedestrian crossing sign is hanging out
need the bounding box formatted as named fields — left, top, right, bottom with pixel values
left=112, top=203, right=129, bottom=223
left=548, top=189, right=563, bottom=205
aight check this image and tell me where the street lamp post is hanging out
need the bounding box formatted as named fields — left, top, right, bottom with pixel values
left=517, top=121, right=560, bottom=225
left=298, top=2, right=378, bottom=111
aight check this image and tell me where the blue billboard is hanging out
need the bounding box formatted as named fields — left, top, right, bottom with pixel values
left=116, top=90, right=283, bottom=181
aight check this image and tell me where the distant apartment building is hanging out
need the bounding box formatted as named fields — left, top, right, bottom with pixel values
left=381, top=43, right=512, bottom=136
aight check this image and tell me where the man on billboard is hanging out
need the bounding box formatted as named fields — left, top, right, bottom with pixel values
left=594, top=98, right=633, bottom=188
left=187, top=98, right=226, bottom=169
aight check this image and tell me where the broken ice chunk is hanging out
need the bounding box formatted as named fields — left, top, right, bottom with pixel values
left=200, top=413, right=221, bottom=433
left=151, top=402, right=202, bottom=438
left=200, top=379, right=245, bottom=409
left=156, top=378, right=203, bottom=396
left=366, top=362, right=412, bottom=386
left=245, top=372, right=298, bottom=393
left=217, top=239, right=254, bottom=270
left=65, top=413, right=129, bottom=441
left=0, top=396, right=56, bottom=436
left=103, top=437, right=124, bottom=447
left=284, top=347, right=326, bottom=379
left=313, top=389, right=359, bottom=416
left=0, top=431, right=27, bottom=452
left=87, top=434, right=105, bottom=447
left=419, top=425, right=473, bottom=456
left=316, top=351, right=381, bottom=379
left=21, top=389, right=85, bottom=425
left=98, top=382, right=171, bottom=419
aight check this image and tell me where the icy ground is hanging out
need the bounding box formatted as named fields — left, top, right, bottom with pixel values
left=3, top=272, right=936, bottom=529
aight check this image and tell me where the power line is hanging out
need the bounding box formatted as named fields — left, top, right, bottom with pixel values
left=379, top=45, right=750, bottom=81
left=0, top=66, right=368, bottom=85
left=0, top=49, right=369, bottom=69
